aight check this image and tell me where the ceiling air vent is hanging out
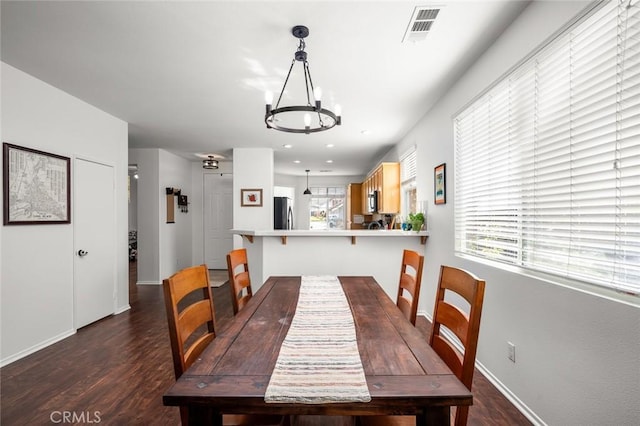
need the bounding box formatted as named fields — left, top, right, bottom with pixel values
left=402, top=6, right=441, bottom=43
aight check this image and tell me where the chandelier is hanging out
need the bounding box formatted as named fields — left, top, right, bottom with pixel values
left=265, top=25, right=341, bottom=134
left=202, top=155, right=219, bottom=169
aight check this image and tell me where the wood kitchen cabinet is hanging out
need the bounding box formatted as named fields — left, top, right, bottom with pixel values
left=362, top=162, right=400, bottom=214
left=347, top=183, right=363, bottom=229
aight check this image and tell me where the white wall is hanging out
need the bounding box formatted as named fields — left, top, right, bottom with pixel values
left=159, top=150, right=193, bottom=279
left=232, top=148, right=274, bottom=234
left=1, top=63, right=129, bottom=365
left=128, top=148, right=160, bottom=284
left=128, top=173, right=138, bottom=232
left=394, top=2, right=640, bottom=425
left=129, top=148, right=193, bottom=284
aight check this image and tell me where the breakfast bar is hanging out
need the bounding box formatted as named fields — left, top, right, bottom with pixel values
left=231, top=229, right=428, bottom=299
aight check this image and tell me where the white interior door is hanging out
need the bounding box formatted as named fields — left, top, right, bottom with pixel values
left=74, top=158, right=115, bottom=328
left=204, top=173, right=233, bottom=269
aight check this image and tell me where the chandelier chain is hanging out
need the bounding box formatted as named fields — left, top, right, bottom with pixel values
left=275, top=59, right=297, bottom=109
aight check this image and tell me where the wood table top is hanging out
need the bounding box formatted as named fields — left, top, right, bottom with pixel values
left=163, top=276, right=471, bottom=419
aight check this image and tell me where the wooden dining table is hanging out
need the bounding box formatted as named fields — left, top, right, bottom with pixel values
left=163, top=276, right=472, bottom=425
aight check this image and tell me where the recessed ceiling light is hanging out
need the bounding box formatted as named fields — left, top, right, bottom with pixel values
left=283, top=144, right=293, bottom=149
left=326, top=160, right=333, bottom=163
left=326, top=144, right=334, bottom=148
left=293, top=160, right=301, bottom=164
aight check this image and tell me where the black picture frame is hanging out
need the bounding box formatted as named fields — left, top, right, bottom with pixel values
left=3, top=142, right=71, bottom=225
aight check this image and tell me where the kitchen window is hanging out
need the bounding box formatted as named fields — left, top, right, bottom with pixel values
left=454, top=0, right=639, bottom=296
left=400, top=147, right=417, bottom=220
left=309, top=186, right=346, bottom=230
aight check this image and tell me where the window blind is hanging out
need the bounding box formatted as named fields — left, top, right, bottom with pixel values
left=400, top=147, right=417, bottom=184
left=454, top=0, right=640, bottom=295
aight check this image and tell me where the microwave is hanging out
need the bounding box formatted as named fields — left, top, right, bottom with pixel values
left=368, top=190, right=379, bottom=213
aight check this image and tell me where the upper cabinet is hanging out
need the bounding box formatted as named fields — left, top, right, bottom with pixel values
left=362, top=162, right=400, bottom=214
left=347, top=183, right=363, bottom=229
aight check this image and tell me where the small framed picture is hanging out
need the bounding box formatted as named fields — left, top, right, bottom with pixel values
left=241, top=188, right=263, bottom=207
left=3, top=142, right=71, bottom=224
left=434, top=163, right=446, bottom=205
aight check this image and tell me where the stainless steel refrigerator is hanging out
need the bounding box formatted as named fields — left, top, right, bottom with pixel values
left=274, top=197, right=293, bottom=230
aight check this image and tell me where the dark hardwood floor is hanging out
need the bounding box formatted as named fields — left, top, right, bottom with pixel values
left=0, top=262, right=531, bottom=425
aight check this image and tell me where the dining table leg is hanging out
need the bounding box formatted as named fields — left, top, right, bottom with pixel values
left=417, top=406, right=450, bottom=425
left=187, top=406, right=222, bottom=426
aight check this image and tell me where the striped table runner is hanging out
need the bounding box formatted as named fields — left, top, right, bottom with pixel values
left=264, top=276, right=371, bottom=404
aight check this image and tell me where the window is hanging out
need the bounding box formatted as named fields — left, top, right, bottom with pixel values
left=454, top=0, right=639, bottom=295
left=309, top=186, right=346, bottom=230
left=400, top=147, right=417, bottom=219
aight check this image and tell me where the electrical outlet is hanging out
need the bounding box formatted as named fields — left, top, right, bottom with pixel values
left=507, top=342, right=516, bottom=363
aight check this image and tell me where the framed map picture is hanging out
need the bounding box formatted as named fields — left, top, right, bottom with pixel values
left=434, top=163, right=446, bottom=205
left=3, top=143, right=71, bottom=225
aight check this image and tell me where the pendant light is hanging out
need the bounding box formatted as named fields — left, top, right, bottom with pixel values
left=303, top=169, right=311, bottom=195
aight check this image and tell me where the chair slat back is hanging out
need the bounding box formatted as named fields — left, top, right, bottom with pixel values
left=429, top=265, right=485, bottom=426
left=227, top=248, right=253, bottom=315
left=396, top=249, right=424, bottom=326
left=162, top=264, right=216, bottom=379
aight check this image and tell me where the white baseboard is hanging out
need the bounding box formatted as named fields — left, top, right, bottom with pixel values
left=0, top=329, right=76, bottom=368
left=474, top=359, right=546, bottom=426
left=114, top=304, right=131, bottom=315
left=417, top=311, right=545, bottom=426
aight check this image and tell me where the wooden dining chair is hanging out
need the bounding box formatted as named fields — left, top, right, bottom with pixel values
left=396, top=249, right=424, bottom=326
left=359, top=265, right=486, bottom=426
left=227, top=248, right=253, bottom=315
left=163, top=264, right=283, bottom=426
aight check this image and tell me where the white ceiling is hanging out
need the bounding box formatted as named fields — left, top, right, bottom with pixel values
left=1, top=0, right=529, bottom=176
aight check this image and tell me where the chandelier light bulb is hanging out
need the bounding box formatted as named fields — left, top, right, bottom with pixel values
left=304, top=113, right=311, bottom=127
left=265, top=91, right=273, bottom=115
left=313, top=87, right=322, bottom=109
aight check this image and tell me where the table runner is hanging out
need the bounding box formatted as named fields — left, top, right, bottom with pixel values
left=264, top=276, right=371, bottom=404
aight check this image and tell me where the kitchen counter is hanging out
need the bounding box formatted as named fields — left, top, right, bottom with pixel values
left=230, top=229, right=429, bottom=300
left=231, top=229, right=428, bottom=244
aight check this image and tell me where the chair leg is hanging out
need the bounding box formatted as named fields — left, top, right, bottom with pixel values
left=454, top=406, right=468, bottom=426
left=179, top=406, right=188, bottom=425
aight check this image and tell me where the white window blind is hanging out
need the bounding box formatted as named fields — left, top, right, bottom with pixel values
left=454, top=0, right=640, bottom=295
left=400, top=147, right=417, bottom=184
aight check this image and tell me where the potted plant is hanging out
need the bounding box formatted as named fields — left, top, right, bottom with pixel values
left=408, top=212, right=424, bottom=232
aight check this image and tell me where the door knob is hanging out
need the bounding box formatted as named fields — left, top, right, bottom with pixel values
left=77, top=250, right=89, bottom=257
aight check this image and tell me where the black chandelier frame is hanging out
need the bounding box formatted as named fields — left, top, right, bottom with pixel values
left=265, top=25, right=341, bottom=134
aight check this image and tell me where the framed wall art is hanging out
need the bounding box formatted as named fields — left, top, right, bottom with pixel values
left=3, top=143, right=71, bottom=225
left=241, top=188, right=263, bottom=207
left=434, top=163, right=446, bottom=205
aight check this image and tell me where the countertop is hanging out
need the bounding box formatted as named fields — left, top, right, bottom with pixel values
left=230, top=229, right=429, bottom=237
